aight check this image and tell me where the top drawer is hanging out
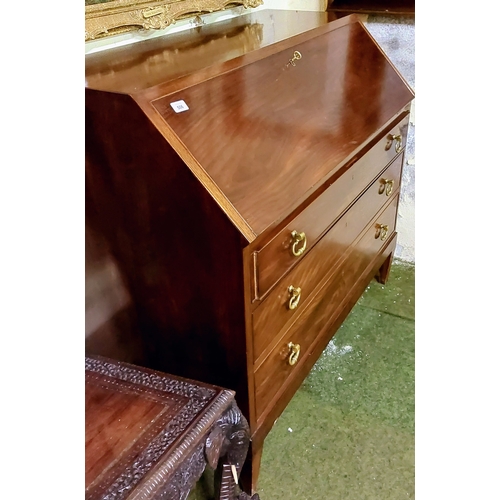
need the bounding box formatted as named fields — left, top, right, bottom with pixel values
left=253, top=114, right=409, bottom=300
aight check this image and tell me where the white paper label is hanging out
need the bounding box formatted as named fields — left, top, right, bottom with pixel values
left=170, top=100, right=189, bottom=113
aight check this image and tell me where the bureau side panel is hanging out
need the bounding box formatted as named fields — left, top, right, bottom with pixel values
left=85, top=89, right=251, bottom=416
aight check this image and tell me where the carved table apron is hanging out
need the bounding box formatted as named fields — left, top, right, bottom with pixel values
left=85, top=355, right=258, bottom=500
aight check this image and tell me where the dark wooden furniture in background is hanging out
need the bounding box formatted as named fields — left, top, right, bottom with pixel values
left=328, top=0, right=414, bottom=16
left=86, top=9, right=414, bottom=493
left=85, top=355, right=258, bottom=500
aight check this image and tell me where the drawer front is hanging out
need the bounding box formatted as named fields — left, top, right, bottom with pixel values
left=252, top=155, right=403, bottom=364
left=255, top=115, right=408, bottom=299
left=254, top=196, right=399, bottom=419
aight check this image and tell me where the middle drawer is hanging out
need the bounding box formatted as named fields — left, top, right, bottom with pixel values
left=252, top=154, right=403, bottom=364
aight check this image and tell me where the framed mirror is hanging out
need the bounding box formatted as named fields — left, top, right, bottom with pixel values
left=85, top=0, right=262, bottom=41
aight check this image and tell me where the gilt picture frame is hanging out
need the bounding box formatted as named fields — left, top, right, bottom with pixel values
left=85, top=0, right=262, bottom=41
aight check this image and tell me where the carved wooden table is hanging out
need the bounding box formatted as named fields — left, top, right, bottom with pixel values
left=85, top=355, right=258, bottom=500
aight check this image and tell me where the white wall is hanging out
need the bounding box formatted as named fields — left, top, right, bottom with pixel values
left=363, top=17, right=415, bottom=263
left=255, top=0, right=328, bottom=10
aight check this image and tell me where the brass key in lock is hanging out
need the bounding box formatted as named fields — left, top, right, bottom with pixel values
left=287, top=51, right=302, bottom=67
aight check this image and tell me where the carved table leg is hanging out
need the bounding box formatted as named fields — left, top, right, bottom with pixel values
left=205, top=402, right=259, bottom=500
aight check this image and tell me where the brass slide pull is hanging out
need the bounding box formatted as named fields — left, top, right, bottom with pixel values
left=287, top=342, right=301, bottom=366
left=287, top=50, right=302, bottom=67
left=379, top=178, right=394, bottom=196
left=288, top=285, right=302, bottom=310
left=375, top=224, right=389, bottom=241
left=291, top=230, right=307, bottom=257
left=385, top=133, right=403, bottom=153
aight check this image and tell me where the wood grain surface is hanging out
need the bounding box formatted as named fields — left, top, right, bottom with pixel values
left=85, top=10, right=343, bottom=94
left=253, top=195, right=399, bottom=419
left=85, top=11, right=414, bottom=493
left=85, top=355, right=224, bottom=500
left=252, top=161, right=403, bottom=365
left=253, top=116, right=408, bottom=300
left=151, top=21, right=413, bottom=237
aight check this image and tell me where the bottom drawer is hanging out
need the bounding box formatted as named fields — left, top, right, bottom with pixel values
left=253, top=196, right=399, bottom=420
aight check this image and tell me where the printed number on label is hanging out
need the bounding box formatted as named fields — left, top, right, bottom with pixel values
left=170, top=100, right=189, bottom=113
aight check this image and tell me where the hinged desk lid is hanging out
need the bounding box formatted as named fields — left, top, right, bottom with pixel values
left=86, top=13, right=414, bottom=242
left=148, top=18, right=413, bottom=239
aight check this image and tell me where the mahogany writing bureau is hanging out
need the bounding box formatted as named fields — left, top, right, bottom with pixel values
left=85, top=9, right=414, bottom=493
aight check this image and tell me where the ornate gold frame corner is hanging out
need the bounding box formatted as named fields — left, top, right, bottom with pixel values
left=85, top=0, right=263, bottom=41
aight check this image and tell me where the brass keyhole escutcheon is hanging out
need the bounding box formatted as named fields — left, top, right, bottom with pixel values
left=379, top=178, right=394, bottom=196
left=287, top=50, right=302, bottom=67
left=288, top=285, right=302, bottom=310
left=291, top=230, right=307, bottom=257
left=287, top=342, right=301, bottom=366
left=375, top=224, right=389, bottom=241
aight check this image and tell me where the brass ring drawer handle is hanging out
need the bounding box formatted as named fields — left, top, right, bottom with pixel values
left=385, top=134, right=403, bottom=153
left=291, top=230, right=307, bottom=257
left=379, top=178, right=394, bottom=196
left=287, top=342, right=301, bottom=366
left=375, top=224, right=389, bottom=241
left=288, top=285, right=302, bottom=310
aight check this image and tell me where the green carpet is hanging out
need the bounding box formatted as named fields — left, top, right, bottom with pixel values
left=190, top=260, right=415, bottom=499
